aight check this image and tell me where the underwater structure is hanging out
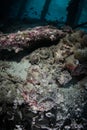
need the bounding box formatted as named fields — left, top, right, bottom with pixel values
left=0, top=0, right=87, bottom=29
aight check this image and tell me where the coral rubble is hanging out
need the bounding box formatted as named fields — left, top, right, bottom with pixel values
left=0, top=26, right=87, bottom=130
left=0, top=26, right=65, bottom=53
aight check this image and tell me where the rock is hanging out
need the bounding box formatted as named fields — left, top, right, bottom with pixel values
left=29, top=53, right=40, bottom=65
left=74, top=48, right=87, bottom=63
left=0, top=26, right=65, bottom=53
left=65, top=55, right=79, bottom=72
left=79, top=76, right=87, bottom=89
left=0, top=27, right=87, bottom=130
left=81, top=34, right=87, bottom=48
left=72, top=63, right=87, bottom=76
left=55, top=71, right=72, bottom=86
left=54, top=49, right=64, bottom=63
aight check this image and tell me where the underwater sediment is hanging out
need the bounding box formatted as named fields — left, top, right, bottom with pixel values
left=0, top=25, right=87, bottom=130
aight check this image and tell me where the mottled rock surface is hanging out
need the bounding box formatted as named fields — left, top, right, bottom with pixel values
left=0, top=26, right=87, bottom=130
left=0, top=26, right=65, bottom=53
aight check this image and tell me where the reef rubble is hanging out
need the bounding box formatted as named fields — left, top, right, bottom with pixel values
left=0, top=25, right=87, bottom=130
left=0, top=25, right=65, bottom=53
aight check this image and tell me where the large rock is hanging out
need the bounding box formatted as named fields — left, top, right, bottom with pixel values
left=0, top=26, right=65, bottom=53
